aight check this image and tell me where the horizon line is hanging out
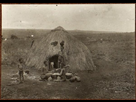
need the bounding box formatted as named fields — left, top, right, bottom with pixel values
left=2, top=28, right=135, bottom=33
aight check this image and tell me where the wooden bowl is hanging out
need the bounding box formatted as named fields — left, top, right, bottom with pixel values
left=69, top=77, right=76, bottom=82
left=65, top=73, right=73, bottom=79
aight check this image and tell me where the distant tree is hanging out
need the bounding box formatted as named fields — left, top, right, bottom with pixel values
left=11, top=35, right=18, bottom=39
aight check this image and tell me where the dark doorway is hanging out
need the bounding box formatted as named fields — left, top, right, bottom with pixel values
left=49, top=55, right=59, bottom=70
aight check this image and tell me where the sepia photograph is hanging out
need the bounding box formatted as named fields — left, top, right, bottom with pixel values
left=1, top=4, right=135, bottom=100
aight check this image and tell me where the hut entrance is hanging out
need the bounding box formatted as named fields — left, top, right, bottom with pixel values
left=48, top=55, right=59, bottom=70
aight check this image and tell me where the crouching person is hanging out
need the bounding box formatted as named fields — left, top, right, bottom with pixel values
left=40, top=61, right=49, bottom=81
left=40, top=68, right=54, bottom=81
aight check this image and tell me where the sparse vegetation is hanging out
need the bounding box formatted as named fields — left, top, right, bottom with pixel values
left=1, top=29, right=135, bottom=99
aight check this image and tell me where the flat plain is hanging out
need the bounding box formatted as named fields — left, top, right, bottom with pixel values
left=1, top=29, right=135, bottom=99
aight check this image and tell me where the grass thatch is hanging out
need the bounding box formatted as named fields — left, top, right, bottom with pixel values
left=26, top=26, right=96, bottom=71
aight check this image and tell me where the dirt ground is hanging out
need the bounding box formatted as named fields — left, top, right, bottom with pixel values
left=1, top=31, right=135, bottom=100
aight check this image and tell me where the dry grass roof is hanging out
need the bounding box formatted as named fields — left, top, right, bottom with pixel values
left=26, top=26, right=96, bottom=71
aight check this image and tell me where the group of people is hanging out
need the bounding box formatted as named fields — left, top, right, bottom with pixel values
left=17, top=48, right=69, bottom=83
left=17, top=57, right=72, bottom=83
left=18, top=56, right=80, bottom=83
left=17, top=41, right=80, bottom=83
left=40, top=54, right=70, bottom=82
left=39, top=61, right=81, bottom=82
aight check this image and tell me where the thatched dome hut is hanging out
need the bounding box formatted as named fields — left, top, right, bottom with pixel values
left=26, top=26, right=96, bottom=71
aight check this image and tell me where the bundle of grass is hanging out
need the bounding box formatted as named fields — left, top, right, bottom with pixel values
left=26, top=26, right=96, bottom=72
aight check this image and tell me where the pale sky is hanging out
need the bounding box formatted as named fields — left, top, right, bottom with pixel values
left=2, top=4, right=135, bottom=32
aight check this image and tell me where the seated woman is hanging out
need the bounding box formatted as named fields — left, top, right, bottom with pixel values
left=40, top=61, right=49, bottom=81
left=42, top=61, right=48, bottom=74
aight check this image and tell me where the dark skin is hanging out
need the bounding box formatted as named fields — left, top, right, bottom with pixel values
left=42, top=61, right=48, bottom=74
left=18, top=58, right=25, bottom=83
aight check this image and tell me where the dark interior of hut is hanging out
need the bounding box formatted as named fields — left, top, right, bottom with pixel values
left=48, top=55, right=59, bottom=70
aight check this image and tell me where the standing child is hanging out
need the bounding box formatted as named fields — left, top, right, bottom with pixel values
left=18, top=58, right=25, bottom=83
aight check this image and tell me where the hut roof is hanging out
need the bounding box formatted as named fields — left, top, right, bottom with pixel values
left=26, top=26, right=96, bottom=71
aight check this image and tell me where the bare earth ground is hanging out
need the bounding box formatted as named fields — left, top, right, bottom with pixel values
left=1, top=31, right=135, bottom=99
